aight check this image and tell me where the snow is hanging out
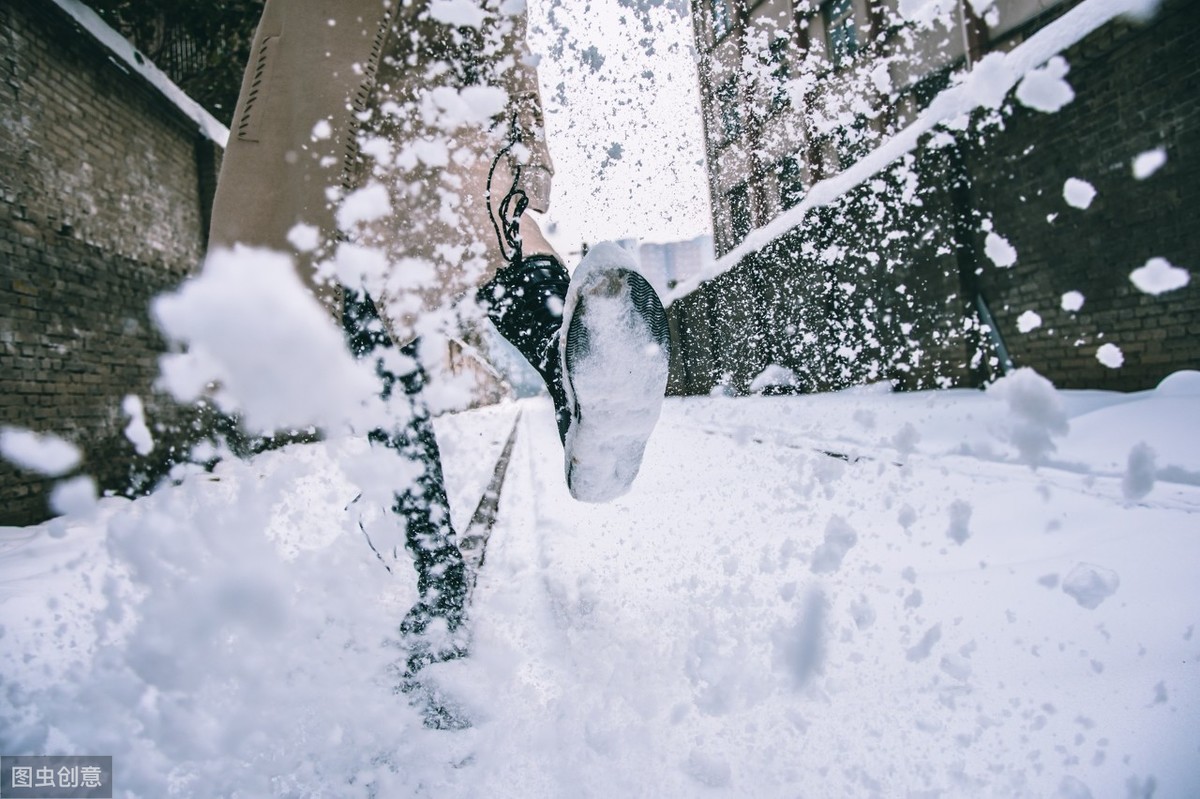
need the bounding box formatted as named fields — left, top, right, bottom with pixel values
left=1122, top=441, right=1156, bottom=501
left=1129, top=256, right=1190, bottom=295
left=122, top=395, right=154, bottom=456
left=48, top=0, right=229, bottom=147
left=1096, top=342, right=1125, bottom=369
left=1061, top=290, right=1086, bottom=312
left=984, top=231, right=1018, bottom=267
left=1063, top=177, right=1097, bottom=209
left=429, top=0, right=489, bottom=29
left=1132, top=147, right=1167, bottom=179
left=48, top=475, right=97, bottom=517
left=1016, top=309, right=1042, bottom=332
left=152, top=247, right=382, bottom=435
left=0, top=427, right=81, bottom=476
left=5, top=382, right=1199, bottom=796
left=335, top=183, right=393, bottom=232
left=1061, top=562, right=1121, bottom=609
left=1015, top=56, right=1075, bottom=113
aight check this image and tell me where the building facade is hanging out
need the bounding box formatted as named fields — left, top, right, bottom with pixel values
left=671, top=0, right=1199, bottom=395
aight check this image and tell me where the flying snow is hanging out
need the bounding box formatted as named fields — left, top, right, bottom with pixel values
left=1015, top=56, right=1075, bottom=113
left=1129, top=257, right=1190, bottom=296
left=1062, top=177, right=1096, bottom=209
left=1132, top=147, right=1167, bottom=179
left=1095, top=342, right=1125, bottom=369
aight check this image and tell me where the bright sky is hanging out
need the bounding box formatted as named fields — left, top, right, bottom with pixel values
left=526, top=0, right=712, bottom=257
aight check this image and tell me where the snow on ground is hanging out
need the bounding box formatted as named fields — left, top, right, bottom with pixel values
left=2, top=378, right=1199, bottom=797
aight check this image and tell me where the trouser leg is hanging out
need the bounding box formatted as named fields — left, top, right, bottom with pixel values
left=343, top=289, right=467, bottom=638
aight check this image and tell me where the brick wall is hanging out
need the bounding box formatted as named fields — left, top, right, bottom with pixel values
left=1, top=1, right=222, bottom=524
left=668, top=0, right=1199, bottom=396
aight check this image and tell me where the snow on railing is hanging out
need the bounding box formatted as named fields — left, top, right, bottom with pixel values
left=665, top=0, right=1162, bottom=306
left=49, top=0, right=230, bottom=147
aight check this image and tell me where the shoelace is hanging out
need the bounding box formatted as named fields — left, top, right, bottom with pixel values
left=486, top=112, right=529, bottom=266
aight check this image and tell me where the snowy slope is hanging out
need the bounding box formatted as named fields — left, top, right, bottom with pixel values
left=2, top=383, right=1198, bottom=797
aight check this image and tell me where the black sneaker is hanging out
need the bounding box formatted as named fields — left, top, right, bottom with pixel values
left=560, top=243, right=671, bottom=503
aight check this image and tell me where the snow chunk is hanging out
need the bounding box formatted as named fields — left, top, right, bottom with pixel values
left=0, top=427, right=81, bottom=476
left=152, top=247, right=380, bottom=434
left=1063, top=178, right=1096, bottom=209
left=774, top=590, right=826, bottom=689
left=1096, top=343, right=1124, bottom=369
left=429, top=0, right=487, bottom=28
left=122, top=395, right=154, bottom=456
left=310, top=119, right=332, bottom=141
left=1062, top=563, right=1120, bottom=609
left=422, top=85, right=509, bottom=130
left=1061, top=291, right=1085, bottom=312
left=1132, top=147, right=1167, bottom=179
left=810, top=516, right=858, bottom=574
left=49, top=475, right=97, bottom=516
left=1121, top=442, right=1156, bottom=501
left=287, top=223, right=321, bottom=253
left=749, top=364, right=799, bottom=394
left=987, top=368, right=1068, bottom=466
left=869, top=62, right=892, bottom=94
left=984, top=231, right=1017, bottom=267
left=1129, top=257, right=1190, bottom=296
left=336, top=183, right=391, bottom=232
left=1015, top=56, right=1074, bottom=113
left=905, top=623, right=942, bottom=662
left=947, top=499, right=972, bottom=544
left=1016, top=310, right=1042, bottom=333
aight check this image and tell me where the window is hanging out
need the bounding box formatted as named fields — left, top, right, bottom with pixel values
left=823, top=0, right=858, bottom=69
left=711, top=0, right=734, bottom=40
left=776, top=156, right=804, bottom=209
left=716, top=77, right=741, bottom=142
left=768, top=36, right=791, bottom=112
left=729, top=184, right=752, bottom=243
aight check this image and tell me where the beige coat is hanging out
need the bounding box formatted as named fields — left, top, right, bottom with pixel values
left=208, top=0, right=555, bottom=343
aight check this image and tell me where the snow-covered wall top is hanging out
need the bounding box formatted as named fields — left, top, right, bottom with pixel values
left=48, top=0, right=230, bottom=148
left=668, top=0, right=1163, bottom=305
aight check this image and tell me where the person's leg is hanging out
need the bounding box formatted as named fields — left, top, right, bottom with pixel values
left=343, top=289, right=467, bottom=663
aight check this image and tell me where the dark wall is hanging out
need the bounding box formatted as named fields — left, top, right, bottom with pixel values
left=1, top=1, right=222, bottom=524
left=668, top=0, right=1199, bottom=396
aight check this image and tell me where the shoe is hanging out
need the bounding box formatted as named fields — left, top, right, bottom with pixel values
left=560, top=242, right=671, bottom=503
left=477, top=253, right=572, bottom=440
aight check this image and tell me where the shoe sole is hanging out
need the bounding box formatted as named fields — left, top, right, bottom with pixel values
left=560, top=243, right=671, bottom=503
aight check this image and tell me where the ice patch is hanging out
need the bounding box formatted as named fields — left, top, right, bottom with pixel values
left=1015, top=56, right=1074, bottom=113
left=1132, top=147, right=1166, bottom=179
left=1129, top=257, right=1190, bottom=296
left=1063, top=178, right=1096, bottom=209
left=0, top=427, right=81, bottom=476
left=1095, top=343, right=1124, bottom=369
left=1062, top=563, right=1120, bottom=609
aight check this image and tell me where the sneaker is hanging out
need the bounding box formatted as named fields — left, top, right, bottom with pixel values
left=561, top=242, right=671, bottom=503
